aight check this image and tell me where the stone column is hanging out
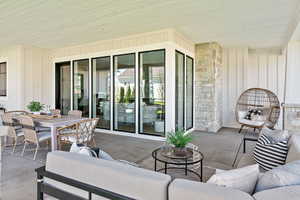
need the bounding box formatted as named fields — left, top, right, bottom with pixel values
left=195, top=42, right=223, bottom=132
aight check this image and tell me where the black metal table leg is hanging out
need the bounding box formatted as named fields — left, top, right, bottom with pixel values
left=200, top=160, right=203, bottom=182
left=164, top=163, right=167, bottom=174
left=243, top=138, right=246, bottom=153
left=154, top=158, right=157, bottom=171
left=185, top=160, right=188, bottom=176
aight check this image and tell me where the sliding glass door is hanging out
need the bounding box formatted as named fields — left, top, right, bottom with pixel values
left=55, top=62, right=71, bottom=115
left=186, top=56, right=194, bottom=130
left=113, top=54, right=136, bottom=133
left=73, top=59, right=89, bottom=117
left=139, top=50, right=165, bottom=136
left=92, top=57, right=111, bottom=129
left=175, top=51, right=185, bottom=130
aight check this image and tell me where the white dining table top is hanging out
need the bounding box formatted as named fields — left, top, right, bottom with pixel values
left=34, top=115, right=88, bottom=127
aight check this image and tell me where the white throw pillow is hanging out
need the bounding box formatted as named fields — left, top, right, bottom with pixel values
left=207, top=164, right=259, bottom=194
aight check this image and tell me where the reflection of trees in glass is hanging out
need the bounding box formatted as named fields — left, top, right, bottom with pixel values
left=119, top=87, right=125, bottom=103
left=125, top=85, right=131, bottom=103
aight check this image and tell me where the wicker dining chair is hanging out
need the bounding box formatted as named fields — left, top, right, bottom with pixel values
left=1, top=113, right=24, bottom=153
left=18, top=115, right=51, bottom=160
left=57, top=118, right=99, bottom=150
left=50, top=109, right=61, bottom=115
left=68, top=110, right=82, bottom=117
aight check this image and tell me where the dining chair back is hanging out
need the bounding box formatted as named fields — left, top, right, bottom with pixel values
left=50, top=109, right=61, bottom=115
left=57, top=118, right=99, bottom=150
left=68, top=110, right=82, bottom=117
left=1, top=113, right=24, bottom=153
left=18, top=115, right=51, bottom=160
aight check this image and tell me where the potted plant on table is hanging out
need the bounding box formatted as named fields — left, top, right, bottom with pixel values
left=166, top=130, right=193, bottom=156
left=27, top=101, right=44, bottom=114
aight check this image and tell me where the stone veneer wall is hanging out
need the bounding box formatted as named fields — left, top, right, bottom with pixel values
left=195, top=42, right=223, bottom=132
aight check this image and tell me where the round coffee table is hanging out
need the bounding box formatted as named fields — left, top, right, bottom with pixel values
left=152, top=146, right=203, bottom=182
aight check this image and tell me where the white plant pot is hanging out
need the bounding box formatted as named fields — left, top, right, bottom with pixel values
left=32, top=112, right=40, bottom=115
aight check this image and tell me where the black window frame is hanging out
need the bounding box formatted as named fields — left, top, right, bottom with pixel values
left=112, top=53, right=136, bottom=133
left=185, top=55, right=194, bottom=130
left=72, top=59, right=90, bottom=117
left=91, top=56, right=111, bottom=130
left=55, top=61, right=71, bottom=114
left=138, top=49, right=166, bottom=137
left=175, top=50, right=185, bottom=131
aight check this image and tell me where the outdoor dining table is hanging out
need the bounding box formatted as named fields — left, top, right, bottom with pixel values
left=33, top=116, right=87, bottom=151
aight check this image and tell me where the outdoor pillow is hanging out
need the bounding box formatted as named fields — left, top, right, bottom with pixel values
left=253, top=134, right=288, bottom=170
left=255, top=160, right=300, bottom=193
left=207, top=164, right=259, bottom=194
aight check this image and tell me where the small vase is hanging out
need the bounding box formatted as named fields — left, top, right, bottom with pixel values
left=173, top=147, right=187, bottom=156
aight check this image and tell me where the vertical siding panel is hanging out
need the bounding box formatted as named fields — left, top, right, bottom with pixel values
left=222, top=48, right=229, bottom=126
left=248, top=54, right=259, bottom=88
left=258, top=54, right=268, bottom=89
left=243, top=48, right=248, bottom=91
left=277, top=55, right=286, bottom=103
left=236, top=49, right=244, bottom=97
left=223, top=48, right=286, bottom=128
left=268, top=55, right=277, bottom=94
left=228, top=48, right=237, bottom=125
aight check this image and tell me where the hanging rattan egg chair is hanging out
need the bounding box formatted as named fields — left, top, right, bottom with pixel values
left=235, top=88, right=280, bottom=133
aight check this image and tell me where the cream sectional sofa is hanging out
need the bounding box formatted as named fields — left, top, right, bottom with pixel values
left=40, top=134, right=300, bottom=200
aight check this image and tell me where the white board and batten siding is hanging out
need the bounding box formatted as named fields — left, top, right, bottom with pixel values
left=222, top=47, right=286, bottom=129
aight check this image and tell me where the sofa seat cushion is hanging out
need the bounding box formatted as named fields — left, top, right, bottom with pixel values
left=45, top=151, right=171, bottom=200
left=253, top=185, right=300, bottom=200
left=286, top=134, right=300, bottom=163
left=169, top=179, right=254, bottom=200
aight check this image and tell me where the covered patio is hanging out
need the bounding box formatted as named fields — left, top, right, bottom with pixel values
left=1, top=1, right=300, bottom=200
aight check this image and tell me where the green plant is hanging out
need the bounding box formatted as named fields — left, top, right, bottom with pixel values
left=27, top=101, right=44, bottom=112
left=167, top=130, right=192, bottom=148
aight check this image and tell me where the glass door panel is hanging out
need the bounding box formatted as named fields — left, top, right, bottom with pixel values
left=113, top=54, right=136, bottom=133
left=92, top=57, right=111, bottom=129
left=139, top=50, right=165, bottom=136
left=175, top=51, right=185, bottom=130
left=55, top=62, right=71, bottom=115
left=186, top=56, right=194, bottom=130
left=73, top=59, right=89, bottom=117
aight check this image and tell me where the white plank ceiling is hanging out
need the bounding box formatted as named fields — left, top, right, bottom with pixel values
left=0, top=0, right=299, bottom=48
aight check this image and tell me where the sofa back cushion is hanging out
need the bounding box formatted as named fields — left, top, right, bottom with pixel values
left=253, top=185, right=300, bottom=200
left=286, top=134, right=300, bottom=163
left=45, top=151, right=171, bottom=200
left=255, top=160, right=300, bottom=193
left=168, top=179, right=254, bottom=200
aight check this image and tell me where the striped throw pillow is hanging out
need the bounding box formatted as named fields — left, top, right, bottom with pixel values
left=253, top=134, right=288, bottom=171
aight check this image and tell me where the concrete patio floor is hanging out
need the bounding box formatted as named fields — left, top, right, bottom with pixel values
left=0, top=128, right=255, bottom=200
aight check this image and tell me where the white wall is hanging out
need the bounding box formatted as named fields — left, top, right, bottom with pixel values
left=222, top=47, right=286, bottom=128
left=286, top=41, right=300, bottom=103
left=23, top=46, right=51, bottom=107
left=0, top=46, right=24, bottom=110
